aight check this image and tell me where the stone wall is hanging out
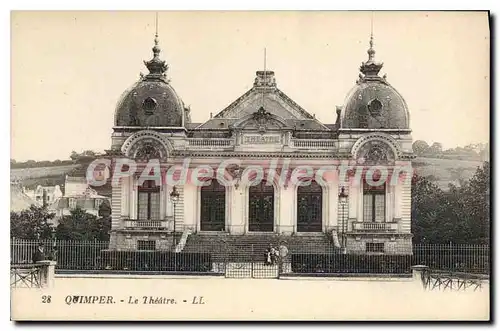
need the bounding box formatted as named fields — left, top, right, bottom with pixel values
left=108, top=232, right=173, bottom=251
left=346, top=235, right=412, bottom=255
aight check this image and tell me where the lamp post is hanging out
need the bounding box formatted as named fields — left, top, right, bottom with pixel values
left=338, top=186, right=349, bottom=254
left=169, top=186, right=180, bottom=248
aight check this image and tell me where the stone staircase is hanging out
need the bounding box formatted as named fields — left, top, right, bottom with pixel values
left=182, top=233, right=338, bottom=262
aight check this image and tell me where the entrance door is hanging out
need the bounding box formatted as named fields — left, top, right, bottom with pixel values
left=297, top=181, right=323, bottom=232
left=200, top=180, right=226, bottom=231
left=248, top=181, right=274, bottom=232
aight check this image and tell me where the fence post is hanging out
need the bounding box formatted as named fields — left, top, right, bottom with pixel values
left=411, top=265, right=429, bottom=290
left=38, top=260, right=57, bottom=288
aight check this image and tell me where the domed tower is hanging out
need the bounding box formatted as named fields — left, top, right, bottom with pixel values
left=335, top=33, right=414, bottom=255
left=336, top=33, right=414, bottom=165
left=340, top=34, right=410, bottom=130
left=114, top=33, right=190, bottom=130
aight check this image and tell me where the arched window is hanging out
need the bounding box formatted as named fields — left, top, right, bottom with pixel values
left=138, top=180, right=160, bottom=220
left=248, top=180, right=274, bottom=232
left=297, top=181, right=323, bottom=232
left=200, top=180, right=226, bottom=231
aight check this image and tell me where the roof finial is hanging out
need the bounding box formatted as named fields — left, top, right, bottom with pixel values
left=155, top=12, right=159, bottom=37
left=359, top=11, right=383, bottom=78
left=152, top=12, right=161, bottom=58
left=143, top=12, right=168, bottom=80
left=367, top=11, right=375, bottom=62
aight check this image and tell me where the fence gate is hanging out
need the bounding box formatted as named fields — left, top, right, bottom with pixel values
left=224, top=244, right=280, bottom=279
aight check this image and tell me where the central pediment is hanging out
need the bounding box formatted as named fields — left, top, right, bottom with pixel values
left=196, top=70, right=330, bottom=131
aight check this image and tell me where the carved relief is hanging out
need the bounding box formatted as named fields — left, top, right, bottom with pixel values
left=350, top=133, right=403, bottom=161
left=121, top=130, right=172, bottom=160
left=135, top=142, right=162, bottom=160
left=356, top=140, right=395, bottom=165
left=253, top=106, right=273, bottom=133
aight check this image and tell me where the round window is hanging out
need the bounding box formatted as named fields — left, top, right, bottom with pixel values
left=142, top=97, right=158, bottom=113
left=368, top=99, right=383, bottom=116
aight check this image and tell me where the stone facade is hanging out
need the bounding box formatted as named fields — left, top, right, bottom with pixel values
left=104, top=34, right=415, bottom=254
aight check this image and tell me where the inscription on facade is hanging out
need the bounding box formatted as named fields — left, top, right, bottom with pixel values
left=243, top=135, right=281, bottom=144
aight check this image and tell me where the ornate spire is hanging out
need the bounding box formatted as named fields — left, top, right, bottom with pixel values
left=359, top=13, right=383, bottom=79
left=143, top=13, right=168, bottom=81
left=367, top=33, right=375, bottom=62
left=359, top=33, right=383, bottom=78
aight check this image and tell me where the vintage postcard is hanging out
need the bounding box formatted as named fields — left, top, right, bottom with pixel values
left=10, top=10, right=490, bottom=321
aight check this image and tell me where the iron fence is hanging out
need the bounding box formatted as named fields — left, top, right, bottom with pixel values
left=10, top=238, right=490, bottom=277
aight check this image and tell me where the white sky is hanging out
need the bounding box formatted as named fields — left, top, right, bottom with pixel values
left=10, top=11, right=490, bottom=161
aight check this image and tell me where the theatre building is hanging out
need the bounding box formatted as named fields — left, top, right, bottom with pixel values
left=102, top=33, right=414, bottom=255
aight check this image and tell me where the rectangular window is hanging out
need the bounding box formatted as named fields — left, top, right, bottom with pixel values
left=137, top=240, right=156, bottom=251
left=366, top=242, right=384, bottom=253
left=138, top=193, right=149, bottom=219
left=69, top=198, right=77, bottom=209
left=137, top=180, right=160, bottom=220
left=363, top=182, right=386, bottom=222
left=94, top=198, right=102, bottom=210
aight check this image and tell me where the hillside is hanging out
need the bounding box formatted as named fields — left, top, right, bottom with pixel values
left=412, top=157, right=484, bottom=190
left=10, top=162, right=111, bottom=197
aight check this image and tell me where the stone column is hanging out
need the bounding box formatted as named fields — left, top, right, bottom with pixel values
left=129, top=175, right=138, bottom=219
left=229, top=185, right=245, bottom=234
left=348, top=180, right=359, bottom=226
left=386, top=183, right=393, bottom=222
left=278, top=184, right=294, bottom=235
left=159, top=178, right=166, bottom=220
left=111, top=178, right=122, bottom=229
left=411, top=265, right=429, bottom=291
left=326, top=180, right=339, bottom=233
left=393, top=182, right=401, bottom=220
left=120, top=176, right=130, bottom=218
left=183, top=183, right=197, bottom=232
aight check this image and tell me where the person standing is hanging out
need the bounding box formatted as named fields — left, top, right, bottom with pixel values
left=32, top=243, right=46, bottom=263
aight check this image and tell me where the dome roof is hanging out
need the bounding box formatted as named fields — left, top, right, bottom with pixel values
left=340, top=35, right=409, bottom=130
left=115, top=80, right=185, bottom=127
left=114, top=34, right=186, bottom=127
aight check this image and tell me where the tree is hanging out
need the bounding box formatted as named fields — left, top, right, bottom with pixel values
left=428, top=142, right=443, bottom=155
left=411, top=174, right=446, bottom=243
left=56, top=207, right=110, bottom=241
left=411, top=161, right=490, bottom=244
left=82, top=150, right=96, bottom=156
left=412, top=140, right=429, bottom=156
left=11, top=205, right=55, bottom=239
left=447, top=167, right=469, bottom=187
left=452, top=161, right=490, bottom=244
left=70, top=151, right=79, bottom=161
left=98, top=199, right=111, bottom=218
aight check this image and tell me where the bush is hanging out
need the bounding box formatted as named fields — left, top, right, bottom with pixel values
left=291, top=254, right=412, bottom=274
left=290, top=250, right=490, bottom=275
left=100, top=251, right=212, bottom=272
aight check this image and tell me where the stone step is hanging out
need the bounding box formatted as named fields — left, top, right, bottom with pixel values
left=182, top=233, right=337, bottom=262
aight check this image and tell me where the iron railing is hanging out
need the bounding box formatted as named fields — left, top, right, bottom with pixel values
left=10, top=239, right=490, bottom=277
left=351, top=222, right=399, bottom=232
left=123, top=219, right=170, bottom=230
left=10, top=264, right=43, bottom=288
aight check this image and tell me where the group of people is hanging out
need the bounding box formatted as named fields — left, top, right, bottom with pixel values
left=264, top=243, right=288, bottom=266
